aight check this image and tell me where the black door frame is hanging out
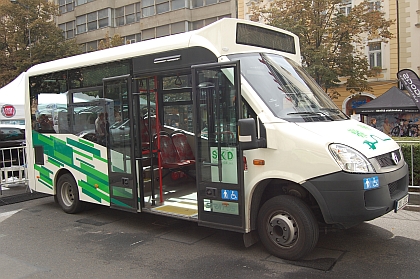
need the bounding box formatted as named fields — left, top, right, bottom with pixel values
left=192, top=60, right=245, bottom=232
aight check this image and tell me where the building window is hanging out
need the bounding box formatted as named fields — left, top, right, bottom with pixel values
left=76, top=9, right=110, bottom=34
left=115, top=7, right=125, bottom=26
left=368, top=0, right=381, bottom=11
left=98, top=9, right=109, bottom=28
left=87, top=12, right=98, bottom=31
left=156, top=0, right=170, bottom=14
left=339, top=0, right=351, bottom=15
left=171, top=22, right=186, bottom=34
left=156, top=25, right=170, bottom=38
left=59, top=21, right=75, bottom=39
left=125, top=33, right=141, bottom=44
left=76, top=15, right=87, bottom=34
left=205, top=17, right=217, bottom=25
left=368, top=42, right=382, bottom=68
left=75, top=0, right=95, bottom=6
left=192, top=0, right=204, bottom=8
left=116, top=3, right=141, bottom=26
left=192, top=16, right=228, bottom=30
left=192, top=20, right=204, bottom=30
left=172, top=0, right=187, bottom=10
left=142, top=28, right=155, bottom=40
left=86, top=41, right=98, bottom=52
left=125, top=4, right=136, bottom=24
left=59, top=0, right=74, bottom=14
left=142, top=0, right=155, bottom=18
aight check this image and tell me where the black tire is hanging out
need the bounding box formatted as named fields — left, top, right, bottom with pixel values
left=56, top=173, right=84, bottom=214
left=257, top=195, right=319, bottom=260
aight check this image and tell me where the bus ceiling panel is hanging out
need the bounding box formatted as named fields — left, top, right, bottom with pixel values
left=132, top=47, right=217, bottom=76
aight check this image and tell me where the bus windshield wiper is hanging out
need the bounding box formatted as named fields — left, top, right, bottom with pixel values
left=287, top=111, right=334, bottom=121
left=319, top=108, right=349, bottom=119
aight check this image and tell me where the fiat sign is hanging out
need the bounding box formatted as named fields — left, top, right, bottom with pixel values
left=1, top=104, right=16, bottom=118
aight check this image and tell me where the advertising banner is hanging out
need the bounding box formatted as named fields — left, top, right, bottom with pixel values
left=397, top=69, right=420, bottom=110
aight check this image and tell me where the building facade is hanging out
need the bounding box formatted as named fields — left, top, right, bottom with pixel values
left=238, top=0, right=419, bottom=119
left=55, top=0, right=236, bottom=52
left=55, top=0, right=419, bottom=124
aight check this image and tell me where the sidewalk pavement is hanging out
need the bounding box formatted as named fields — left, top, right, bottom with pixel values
left=0, top=183, right=29, bottom=197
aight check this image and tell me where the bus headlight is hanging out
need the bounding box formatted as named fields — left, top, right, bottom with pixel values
left=329, top=144, right=376, bottom=173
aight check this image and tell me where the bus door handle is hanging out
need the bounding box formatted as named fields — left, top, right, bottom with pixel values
left=202, top=161, right=218, bottom=167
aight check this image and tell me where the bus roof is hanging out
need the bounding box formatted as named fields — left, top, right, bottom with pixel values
left=26, top=18, right=300, bottom=77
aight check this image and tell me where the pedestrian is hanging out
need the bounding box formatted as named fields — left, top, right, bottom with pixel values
left=370, top=118, right=377, bottom=128
left=382, top=118, right=392, bottom=135
left=95, top=112, right=106, bottom=145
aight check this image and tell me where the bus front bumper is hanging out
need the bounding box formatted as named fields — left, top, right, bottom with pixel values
left=302, top=163, right=409, bottom=227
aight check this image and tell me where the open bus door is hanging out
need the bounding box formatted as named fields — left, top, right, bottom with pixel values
left=192, top=61, right=245, bottom=232
left=103, top=75, right=138, bottom=212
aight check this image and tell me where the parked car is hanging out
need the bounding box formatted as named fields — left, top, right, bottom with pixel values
left=0, top=124, right=25, bottom=149
left=0, top=124, right=26, bottom=180
left=76, top=119, right=131, bottom=147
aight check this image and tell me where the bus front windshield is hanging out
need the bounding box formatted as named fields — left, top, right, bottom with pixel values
left=228, top=53, right=349, bottom=122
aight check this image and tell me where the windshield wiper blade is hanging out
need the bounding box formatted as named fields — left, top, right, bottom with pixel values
left=287, top=111, right=334, bottom=121
left=319, top=108, right=348, bottom=119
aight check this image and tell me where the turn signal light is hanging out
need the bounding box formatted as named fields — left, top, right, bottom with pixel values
left=253, top=159, right=265, bottom=165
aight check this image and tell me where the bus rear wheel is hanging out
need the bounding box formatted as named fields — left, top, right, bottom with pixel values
left=57, top=173, right=84, bottom=214
left=257, top=195, right=319, bottom=260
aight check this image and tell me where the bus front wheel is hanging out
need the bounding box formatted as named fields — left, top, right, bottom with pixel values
left=57, top=173, right=84, bottom=214
left=257, top=195, right=319, bottom=260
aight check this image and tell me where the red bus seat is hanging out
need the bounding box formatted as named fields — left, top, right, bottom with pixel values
left=154, top=132, right=194, bottom=179
left=171, top=132, right=195, bottom=163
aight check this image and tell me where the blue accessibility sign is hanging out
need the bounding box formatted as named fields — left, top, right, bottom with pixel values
left=221, top=189, right=239, bottom=201
left=363, top=176, right=379, bottom=190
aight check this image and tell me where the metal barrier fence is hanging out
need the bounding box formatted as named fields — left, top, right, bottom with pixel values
left=0, top=145, right=28, bottom=194
left=396, top=140, right=420, bottom=208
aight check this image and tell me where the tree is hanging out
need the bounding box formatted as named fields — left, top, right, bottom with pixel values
left=249, top=0, right=393, bottom=98
left=98, top=31, right=124, bottom=50
left=0, top=0, right=82, bottom=87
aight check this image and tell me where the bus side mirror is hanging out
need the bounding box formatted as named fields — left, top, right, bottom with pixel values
left=238, top=118, right=265, bottom=150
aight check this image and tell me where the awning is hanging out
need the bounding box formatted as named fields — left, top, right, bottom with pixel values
left=354, top=86, right=419, bottom=114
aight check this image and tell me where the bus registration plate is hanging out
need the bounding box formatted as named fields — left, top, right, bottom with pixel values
left=395, top=194, right=409, bottom=213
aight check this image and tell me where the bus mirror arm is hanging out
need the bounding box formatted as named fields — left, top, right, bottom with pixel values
left=238, top=118, right=266, bottom=150
left=257, top=137, right=267, bottom=148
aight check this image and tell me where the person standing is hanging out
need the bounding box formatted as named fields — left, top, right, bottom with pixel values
left=369, top=118, right=377, bottom=128
left=105, top=112, right=110, bottom=144
left=382, top=118, right=392, bottom=135
left=95, top=112, right=106, bottom=145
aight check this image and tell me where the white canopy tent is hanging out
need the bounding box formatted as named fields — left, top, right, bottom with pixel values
left=0, top=73, right=26, bottom=124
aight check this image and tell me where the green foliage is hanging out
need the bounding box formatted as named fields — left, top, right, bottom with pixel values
left=98, top=32, right=124, bottom=50
left=0, top=0, right=82, bottom=87
left=396, top=138, right=420, bottom=186
left=249, top=0, right=394, bottom=95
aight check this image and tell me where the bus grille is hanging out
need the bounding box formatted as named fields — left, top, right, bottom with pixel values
left=388, top=181, right=398, bottom=197
left=375, top=150, right=402, bottom=167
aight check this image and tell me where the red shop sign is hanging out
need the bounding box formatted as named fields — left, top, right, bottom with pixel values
left=1, top=104, right=16, bottom=118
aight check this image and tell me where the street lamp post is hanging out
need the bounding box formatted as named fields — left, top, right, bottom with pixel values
left=10, top=0, right=32, bottom=65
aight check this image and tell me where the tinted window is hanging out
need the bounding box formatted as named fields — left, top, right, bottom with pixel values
left=0, top=127, right=25, bottom=142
